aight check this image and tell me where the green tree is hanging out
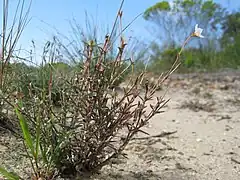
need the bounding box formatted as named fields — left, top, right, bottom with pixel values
left=143, top=0, right=227, bottom=72
left=221, top=12, right=240, bottom=68
left=221, top=11, right=240, bottom=45
left=144, top=0, right=226, bottom=45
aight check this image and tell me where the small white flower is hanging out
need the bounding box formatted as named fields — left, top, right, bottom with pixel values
left=193, top=24, right=204, bottom=38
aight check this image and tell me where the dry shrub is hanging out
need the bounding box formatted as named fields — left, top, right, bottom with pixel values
left=20, top=35, right=173, bottom=178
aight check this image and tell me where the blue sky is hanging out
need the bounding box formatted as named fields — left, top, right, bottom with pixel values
left=2, top=0, right=240, bottom=57
left=20, top=0, right=162, bottom=49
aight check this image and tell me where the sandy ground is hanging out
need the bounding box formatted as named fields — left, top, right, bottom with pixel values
left=1, top=72, right=240, bottom=180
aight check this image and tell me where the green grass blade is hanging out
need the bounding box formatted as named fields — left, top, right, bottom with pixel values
left=35, top=115, right=40, bottom=160
left=40, top=143, right=48, bottom=164
left=0, top=167, right=20, bottom=180
left=15, top=106, right=35, bottom=157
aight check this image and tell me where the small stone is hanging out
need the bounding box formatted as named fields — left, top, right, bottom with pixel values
left=178, top=151, right=184, bottom=155
left=219, top=84, right=230, bottom=90
left=89, top=120, right=95, bottom=125
left=146, top=169, right=153, bottom=173
left=196, top=138, right=202, bottom=142
left=164, top=166, right=169, bottom=170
